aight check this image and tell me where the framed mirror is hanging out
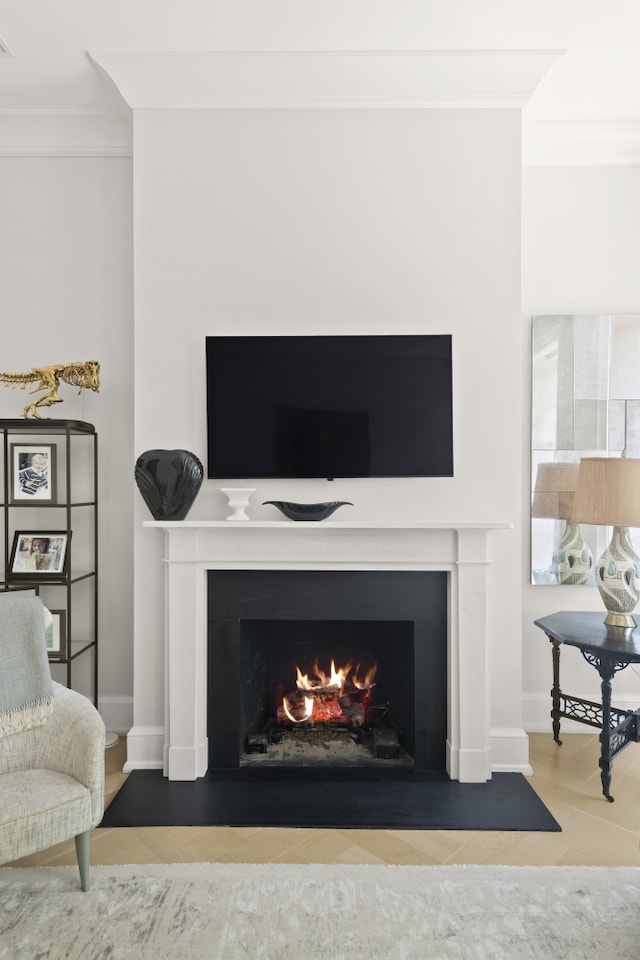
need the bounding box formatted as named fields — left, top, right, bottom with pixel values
left=531, top=314, right=640, bottom=585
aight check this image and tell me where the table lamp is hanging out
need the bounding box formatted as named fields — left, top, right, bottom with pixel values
left=571, top=457, right=640, bottom=627
left=532, top=462, right=592, bottom=584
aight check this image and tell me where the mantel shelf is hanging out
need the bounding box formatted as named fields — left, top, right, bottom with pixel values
left=144, top=519, right=512, bottom=531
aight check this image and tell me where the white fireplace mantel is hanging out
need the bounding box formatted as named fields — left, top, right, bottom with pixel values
left=131, top=519, right=518, bottom=782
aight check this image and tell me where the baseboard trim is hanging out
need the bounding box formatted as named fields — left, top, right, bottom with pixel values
left=490, top=726, right=533, bottom=776
left=123, top=725, right=164, bottom=773
left=98, top=695, right=133, bottom=734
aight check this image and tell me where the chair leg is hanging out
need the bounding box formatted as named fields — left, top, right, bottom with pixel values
left=74, top=831, right=91, bottom=892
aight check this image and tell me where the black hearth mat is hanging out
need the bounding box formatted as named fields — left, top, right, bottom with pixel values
left=100, top=768, right=561, bottom=832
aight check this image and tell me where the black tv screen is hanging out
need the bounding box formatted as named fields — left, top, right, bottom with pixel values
left=205, top=334, right=453, bottom=479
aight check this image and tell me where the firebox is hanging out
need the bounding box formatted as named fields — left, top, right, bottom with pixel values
left=237, top=618, right=414, bottom=768
left=207, top=570, right=447, bottom=774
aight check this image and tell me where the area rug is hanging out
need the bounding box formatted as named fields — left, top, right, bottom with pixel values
left=100, top=769, right=561, bottom=831
left=1, top=863, right=638, bottom=960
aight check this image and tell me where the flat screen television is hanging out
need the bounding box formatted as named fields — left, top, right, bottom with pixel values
left=205, top=334, right=453, bottom=479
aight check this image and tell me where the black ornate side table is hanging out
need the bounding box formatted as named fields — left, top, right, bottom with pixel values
left=534, top=611, right=640, bottom=802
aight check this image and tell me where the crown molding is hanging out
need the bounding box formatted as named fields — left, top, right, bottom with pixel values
left=523, top=118, right=640, bottom=166
left=2, top=102, right=635, bottom=167
left=0, top=109, right=132, bottom=157
left=89, top=49, right=563, bottom=111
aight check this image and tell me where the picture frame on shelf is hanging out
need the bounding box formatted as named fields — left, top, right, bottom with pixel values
left=9, top=531, right=70, bottom=581
left=10, top=443, right=56, bottom=503
left=45, top=609, right=66, bottom=660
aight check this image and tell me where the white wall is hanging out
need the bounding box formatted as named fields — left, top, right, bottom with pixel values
left=3, top=134, right=637, bottom=757
left=522, top=163, right=640, bottom=728
left=129, top=106, right=527, bottom=766
left=0, top=156, right=134, bottom=730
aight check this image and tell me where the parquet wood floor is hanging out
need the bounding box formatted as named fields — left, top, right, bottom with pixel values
left=7, top=733, right=640, bottom=868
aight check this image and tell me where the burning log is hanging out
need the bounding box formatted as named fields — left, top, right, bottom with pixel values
left=276, top=656, right=377, bottom=726
left=277, top=687, right=369, bottom=727
left=277, top=691, right=313, bottom=724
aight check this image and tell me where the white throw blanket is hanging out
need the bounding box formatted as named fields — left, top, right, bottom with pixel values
left=0, top=593, right=53, bottom=736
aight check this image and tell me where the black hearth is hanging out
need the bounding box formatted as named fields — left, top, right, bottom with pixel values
left=207, top=570, right=447, bottom=774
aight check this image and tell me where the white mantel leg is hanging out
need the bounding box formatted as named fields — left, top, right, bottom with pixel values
left=164, top=532, right=208, bottom=780
left=447, top=528, right=492, bottom=782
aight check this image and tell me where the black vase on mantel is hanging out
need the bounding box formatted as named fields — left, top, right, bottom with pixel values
left=135, top=449, right=203, bottom=521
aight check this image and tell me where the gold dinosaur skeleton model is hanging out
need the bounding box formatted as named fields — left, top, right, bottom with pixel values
left=0, top=361, right=100, bottom=419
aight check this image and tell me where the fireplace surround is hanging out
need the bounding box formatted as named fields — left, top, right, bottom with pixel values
left=131, top=519, right=518, bottom=782
left=207, top=569, right=447, bottom=773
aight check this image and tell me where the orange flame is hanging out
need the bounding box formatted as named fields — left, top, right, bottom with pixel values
left=294, top=658, right=377, bottom=694
left=295, top=659, right=352, bottom=694
left=353, top=661, right=377, bottom=690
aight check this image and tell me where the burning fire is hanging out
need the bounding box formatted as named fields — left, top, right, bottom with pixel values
left=281, top=696, right=314, bottom=724
left=278, top=658, right=377, bottom=726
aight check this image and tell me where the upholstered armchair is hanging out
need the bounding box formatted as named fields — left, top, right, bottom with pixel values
left=0, top=595, right=106, bottom=891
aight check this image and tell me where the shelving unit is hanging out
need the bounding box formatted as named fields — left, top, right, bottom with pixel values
left=0, top=419, right=98, bottom=704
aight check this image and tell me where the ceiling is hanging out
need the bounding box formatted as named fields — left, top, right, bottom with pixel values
left=0, top=1, right=639, bottom=127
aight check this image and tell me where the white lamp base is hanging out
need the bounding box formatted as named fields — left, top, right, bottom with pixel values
left=553, top=521, right=592, bottom=585
left=596, top=526, right=640, bottom=628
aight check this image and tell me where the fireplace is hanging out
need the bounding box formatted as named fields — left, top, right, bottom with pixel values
left=207, top=570, right=447, bottom=773
left=128, top=519, right=524, bottom=782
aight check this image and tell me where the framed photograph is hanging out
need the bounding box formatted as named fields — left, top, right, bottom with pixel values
left=45, top=609, right=66, bottom=660
left=9, top=531, right=70, bottom=581
left=10, top=444, right=56, bottom=503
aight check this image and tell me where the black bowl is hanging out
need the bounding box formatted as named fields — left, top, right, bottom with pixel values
left=262, top=500, right=353, bottom=521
